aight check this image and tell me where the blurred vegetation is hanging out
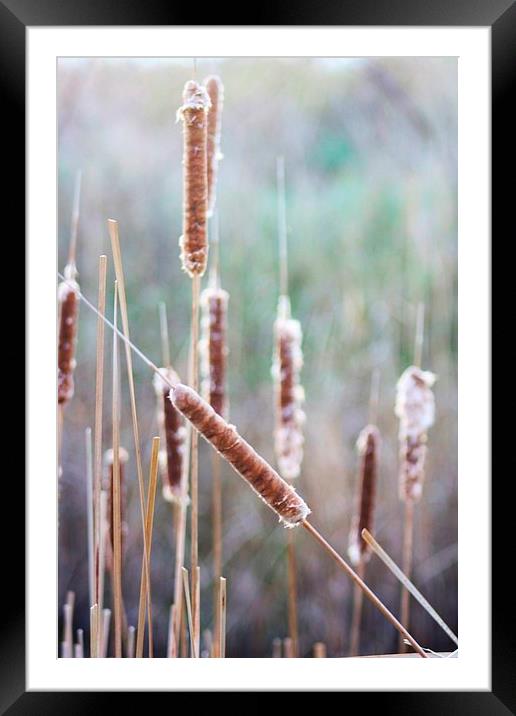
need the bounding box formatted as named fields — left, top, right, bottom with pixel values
left=58, top=57, right=457, bottom=657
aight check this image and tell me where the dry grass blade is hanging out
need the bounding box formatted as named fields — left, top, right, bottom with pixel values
left=85, top=427, right=94, bottom=607
left=101, top=608, right=112, bottom=658
left=136, top=436, right=160, bottom=658
left=362, top=528, right=458, bottom=646
left=167, top=604, right=177, bottom=658
left=218, top=577, right=227, bottom=658
left=111, top=283, right=123, bottom=658
left=182, top=567, right=197, bottom=658
left=302, top=520, right=428, bottom=658
left=108, top=219, right=152, bottom=655
left=93, top=256, right=107, bottom=649
left=127, top=625, right=136, bottom=658
left=90, top=604, right=99, bottom=658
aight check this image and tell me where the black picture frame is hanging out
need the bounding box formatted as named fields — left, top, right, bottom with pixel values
left=7, top=0, right=512, bottom=709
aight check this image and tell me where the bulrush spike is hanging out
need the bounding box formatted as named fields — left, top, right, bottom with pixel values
left=153, top=368, right=187, bottom=503
left=170, top=383, right=311, bottom=527
left=177, top=80, right=211, bottom=277
left=203, top=75, right=224, bottom=217
left=273, top=295, right=305, bottom=481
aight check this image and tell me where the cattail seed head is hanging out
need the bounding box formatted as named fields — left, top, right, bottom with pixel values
left=348, top=425, right=380, bottom=565
left=203, top=75, right=224, bottom=217
left=177, top=80, right=211, bottom=277
left=153, top=368, right=187, bottom=503
left=395, top=366, right=436, bottom=503
left=57, top=263, right=80, bottom=405
left=200, top=286, right=229, bottom=418
left=103, top=447, right=129, bottom=563
left=272, top=296, right=305, bottom=480
left=170, top=383, right=311, bottom=527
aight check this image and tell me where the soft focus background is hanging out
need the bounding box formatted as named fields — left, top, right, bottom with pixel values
left=58, top=57, right=457, bottom=658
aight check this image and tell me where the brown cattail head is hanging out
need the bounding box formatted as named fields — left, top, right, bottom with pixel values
left=103, top=447, right=129, bottom=564
left=153, top=368, right=187, bottom=503
left=395, top=366, right=436, bottom=503
left=170, top=383, right=311, bottom=527
left=57, top=264, right=80, bottom=405
left=177, top=80, right=211, bottom=277
left=200, top=286, right=229, bottom=418
left=203, top=75, right=224, bottom=217
left=348, top=425, right=381, bottom=565
left=272, top=295, right=305, bottom=480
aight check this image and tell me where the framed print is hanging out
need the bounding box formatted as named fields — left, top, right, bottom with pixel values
left=4, top=0, right=512, bottom=708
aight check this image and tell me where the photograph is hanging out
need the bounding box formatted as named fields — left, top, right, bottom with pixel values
left=57, top=56, right=458, bottom=660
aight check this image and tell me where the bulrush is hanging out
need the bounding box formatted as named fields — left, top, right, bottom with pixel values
left=272, top=295, right=305, bottom=480
left=170, top=383, right=311, bottom=527
left=177, top=80, right=211, bottom=277
left=103, top=447, right=129, bottom=562
left=348, top=425, right=380, bottom=565
left=203, top=75, right=224, bottom=217
left=153, top=368, right=187, bottom=503
left=395, top=366, right=436, bottom=503
left=57, top=264, right=80, bottom=405
left=200, top=286, right=229, bottom=418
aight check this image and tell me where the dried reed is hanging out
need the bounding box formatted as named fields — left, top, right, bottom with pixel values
left=111, top=282, right=123, bottom=658
left=93, top=256, right=107, bottom=653
left=177, top=80, right=211, bottom=277
left=136, top=436, right=160, bottom=658
left=217, top=577, right=227, bottom=658
left=204, top=75, right=224, bottom=217
left=170, top=383, right=311, bottom=527
left=272, top=638, right=282, bottom=658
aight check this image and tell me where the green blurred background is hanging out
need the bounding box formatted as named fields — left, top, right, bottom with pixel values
left=58, top=57, right=457, bottom=657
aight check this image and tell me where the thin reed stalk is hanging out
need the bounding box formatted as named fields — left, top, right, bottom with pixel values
left=90, top=604, right=99, bottom=658
left=111, top=283, right=123, bottom=658
left=101, top=608, right=111, bottom=658
left=85, top=428, right=94, bottom=608
left=93, top=256, right=107, bottom=650
left=218, top=577, right=227, bottom=658
left=136, top=436, right=160, bottom=658
left=313, top=642, right=327, bottom=658
left=108, top=219, right=152, bottom=654
left=127, top=626, right=136, bottom=658
left=182, top=567, right=197, bottom=658
left=302, top=520, right=428, bottom=658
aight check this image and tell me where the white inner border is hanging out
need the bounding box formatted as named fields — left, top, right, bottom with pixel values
left=27, top=26, right=490, bottom=691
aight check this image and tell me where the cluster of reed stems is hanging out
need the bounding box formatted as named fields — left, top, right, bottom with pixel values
left=57, top=67, right=445, bottom=660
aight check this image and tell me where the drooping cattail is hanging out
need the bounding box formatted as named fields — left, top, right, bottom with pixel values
left=153, top=368, right=187, bottom=503
left=203, top=75, right=224, bottom=217
left=348, top=425, right=381, bottom=565
left=200, top=286, right=229, bottom=418
left=103, top=447, right=129, bottom=561
left=177, top=80, right=211, bottom=277
left=57, top=264, right=80, bottom=405
left=170, top=383, right=311, bottom=527
left=272, top=295, right=305, bottom=481
left=395, top=366, right=436, bottom=503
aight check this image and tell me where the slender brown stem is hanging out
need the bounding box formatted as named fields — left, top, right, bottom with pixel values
left=302, top=520, right=427, bottom=658
left=108, top=220, right=152, bottom=655
left=182, top=567, right=197, bottom=657
left=111, top=283, right=123, bottom=658
left=286, top=528, right=299, bottom=657
left=218, top=576, right=227, bottom=658
left=68, top=169, right=82, bottom=267
left=190, top=274, right=201, bottom=656
left=211, top=451, right=222, bottom=656
left=349, top=558, right=365, bottom=656
left=399, top=500, right=415, bottom=652
left=90, top=604, right=99, bottom=658
left=93, top=256, right=107, bottom=650
left=313, top=642, right=327, bottom=658
left=136, top=436, right=160, bottom=657
left=167, top=604, right=177, bottom=658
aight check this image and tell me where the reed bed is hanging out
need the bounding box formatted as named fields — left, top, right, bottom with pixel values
left=57, top=59, right=456, bottom=660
